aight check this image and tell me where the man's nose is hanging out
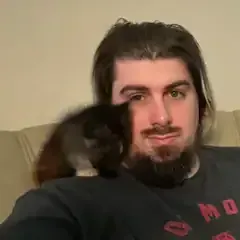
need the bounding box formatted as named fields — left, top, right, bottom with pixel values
left=148, top=99, right=172, bottom=126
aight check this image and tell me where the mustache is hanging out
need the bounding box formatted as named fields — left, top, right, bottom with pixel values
left=141, top=125, right=181, bottom=136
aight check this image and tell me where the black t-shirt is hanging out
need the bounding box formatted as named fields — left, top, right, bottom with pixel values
left=1, top=145, right=240, bottom=240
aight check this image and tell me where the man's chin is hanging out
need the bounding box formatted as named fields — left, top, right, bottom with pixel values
left=126, top=145, right=195, bottom=189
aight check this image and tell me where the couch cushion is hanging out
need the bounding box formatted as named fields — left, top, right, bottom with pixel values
left=0, top=131, right=36, bottom=222
left=18, top=123, right=55, bottom=162
left=203, top=110, right=240, bottom=146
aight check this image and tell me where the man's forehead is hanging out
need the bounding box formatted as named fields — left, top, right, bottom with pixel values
left=113, top=58, right=192, bottom=92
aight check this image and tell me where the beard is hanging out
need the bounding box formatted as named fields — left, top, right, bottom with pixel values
left=125, top=139, right=199, bottom=189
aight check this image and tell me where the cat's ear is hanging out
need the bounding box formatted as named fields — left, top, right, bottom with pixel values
left=93, top=124, right=112, bottom=138
left=119, top=142, right=123, bottom=154
left=118, top=102, right=132, bottom=131
left=84, top=138, right=97, bottom=148
left=116, top=101, right=130, bottom=113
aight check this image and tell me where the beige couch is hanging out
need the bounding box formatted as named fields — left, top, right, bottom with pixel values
left=1, top=110, right=240, bottom=223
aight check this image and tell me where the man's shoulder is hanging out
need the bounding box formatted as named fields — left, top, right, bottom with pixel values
left=27, top=174, right=129, bottom=208
left=42, top=172, right=133, bottom=196
left=4, top=177, right=99, bottom=221
left=1, top=175, right=131, bottom=229
left=0, top=175, right=132, bottom=239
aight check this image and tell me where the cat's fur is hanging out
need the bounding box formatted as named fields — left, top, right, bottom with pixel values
left=33, top=102, right=132, bottom=186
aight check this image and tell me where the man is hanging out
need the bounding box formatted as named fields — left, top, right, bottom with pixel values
left=0, top=19, right=239, bottom=240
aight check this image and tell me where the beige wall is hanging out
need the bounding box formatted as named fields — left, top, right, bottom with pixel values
left=0, top=0, right=239, bottom=130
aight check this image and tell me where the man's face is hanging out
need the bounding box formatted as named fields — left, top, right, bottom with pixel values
left=111, top=58, right=200, bottom=187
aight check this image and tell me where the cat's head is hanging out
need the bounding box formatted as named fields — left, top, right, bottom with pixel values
left=61, top=101, right=132, bottom=176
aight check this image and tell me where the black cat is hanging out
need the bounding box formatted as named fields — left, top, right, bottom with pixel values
left=33, top=102, right=132, bottom=186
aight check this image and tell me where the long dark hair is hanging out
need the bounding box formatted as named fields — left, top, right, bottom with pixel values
left=92, top=18, right=215, bottom=138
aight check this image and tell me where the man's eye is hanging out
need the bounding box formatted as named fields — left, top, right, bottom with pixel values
left=129, top=94, right=145, bottom=101
left=169, top=90, right=185, bottom=99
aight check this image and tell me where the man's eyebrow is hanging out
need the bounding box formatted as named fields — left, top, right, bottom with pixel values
left=165, top=80, right=191, bottom=91
left=119, top=80, right=191, bottom=95
left=120, top=85, right=149, bottom=95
